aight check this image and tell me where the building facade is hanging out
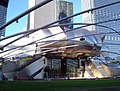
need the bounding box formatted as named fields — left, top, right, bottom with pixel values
left=0, top=0, right=9, bottom=38
left=81, top=0, right=120, bottom=59
left=28, top=0, right=73, bottom=30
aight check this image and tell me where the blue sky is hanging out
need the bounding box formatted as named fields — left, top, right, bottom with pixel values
left=6, top=0, right=81, bottom=36
left=71, top=0, right=82, bottom=22
left=6, top=0, right=28, bottom=36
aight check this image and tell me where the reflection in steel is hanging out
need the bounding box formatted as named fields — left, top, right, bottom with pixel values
left=2, top=27, right=106, bottom=79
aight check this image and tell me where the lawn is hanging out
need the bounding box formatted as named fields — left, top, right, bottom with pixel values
left=0, top=78, right=120, bottom=91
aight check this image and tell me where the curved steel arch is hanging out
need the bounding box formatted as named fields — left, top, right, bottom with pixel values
left=1, top=18, right=120, bottom=53
left=0, top=0, right=120, bottom=31
left=48, top=22, right=120, bottom=35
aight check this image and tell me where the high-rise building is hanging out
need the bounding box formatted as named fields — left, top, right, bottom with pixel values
left=0, top=0, right=9, bottom=38
left=28, top=0, right=73, bottom=30
left=81, top=0, right=120, bottom=59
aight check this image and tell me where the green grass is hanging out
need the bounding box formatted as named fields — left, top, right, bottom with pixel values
left=0, top=79, right=120, bottom=91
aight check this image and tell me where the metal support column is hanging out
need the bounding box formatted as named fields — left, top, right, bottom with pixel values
left=79, top=59, right=85, bottom=77
left=61, top=58, right=67, bottom=77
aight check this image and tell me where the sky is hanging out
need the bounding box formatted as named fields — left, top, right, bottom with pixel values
left=6, top=0, right=81, bottom=36
left=6, top=0, right=28, bottom=36
left=71, top=0, right=82, bottom=23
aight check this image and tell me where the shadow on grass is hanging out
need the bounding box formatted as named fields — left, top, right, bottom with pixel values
left=0, top=79, right=120, bottom=91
